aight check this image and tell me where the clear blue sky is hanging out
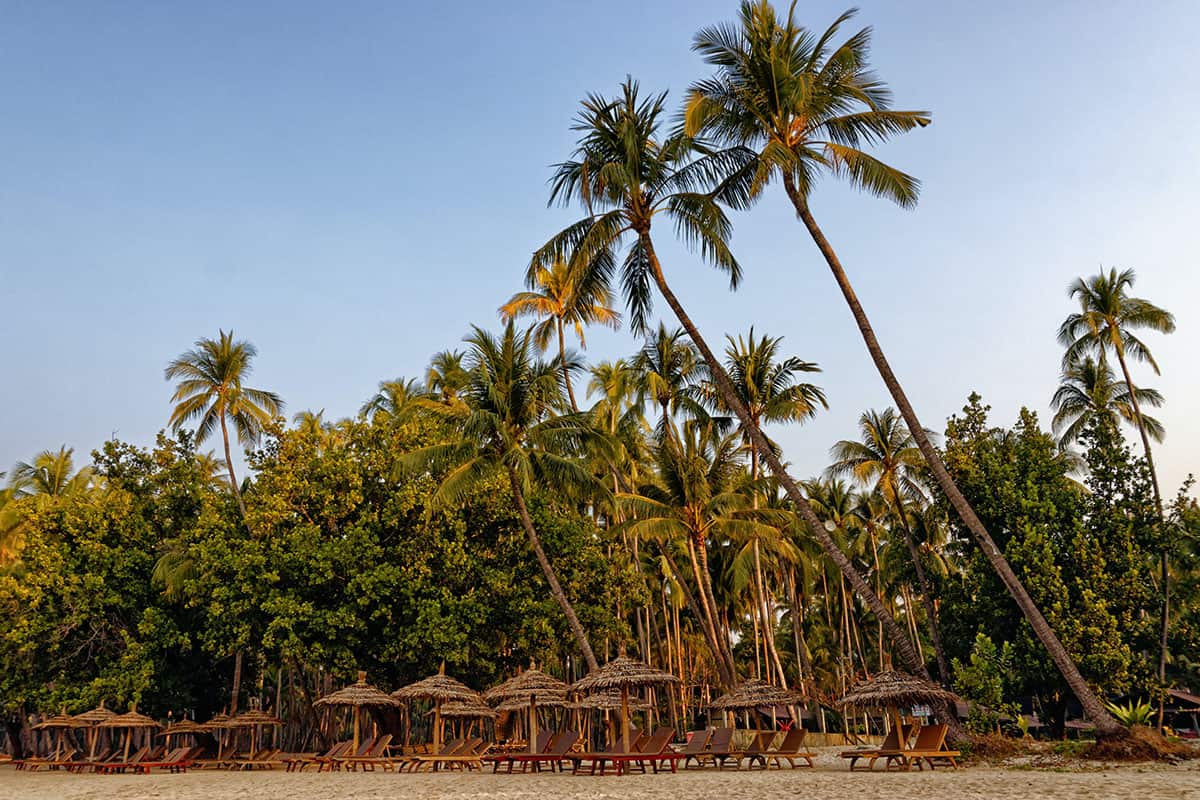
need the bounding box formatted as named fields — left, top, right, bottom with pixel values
left=2, top=1, right=1197, bottom=496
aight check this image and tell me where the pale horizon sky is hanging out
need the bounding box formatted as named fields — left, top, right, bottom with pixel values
left=2, top=1, right=1197, bottom=499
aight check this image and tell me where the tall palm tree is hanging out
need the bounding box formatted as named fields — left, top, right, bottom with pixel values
left=499, top=258, right=621, bottom=411
left=587, top=359, right=648, bottom=492
left=360, top=378, right=426, bottom=425
left=634, top=324, right=705, bottom=439
left=397, top=322, right=603, bottom=672
left=829, top=408, right=949, bottom=681
left=534, top=77, right=931, bottom=686
left=702, top=328, right=825, bottom=683
left=1058, top=267, right=1175, bottom=683
left=426, top=350, right=470, bottom=406
left=164, top=330, right=283, bottom=521
left=1051, top=355, right=1165, bottom=447
left=685, top=2, right=1121, bottom=735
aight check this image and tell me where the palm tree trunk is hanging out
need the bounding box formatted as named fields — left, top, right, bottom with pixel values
left=219, top=411, right=250, bottom=522
left=639, top=233, right=930, bottom=681
left=230, top=649, right=244, bottom=714
left=894, top=505, right=949, bottom=682
left=506, top=466, right=600, bottom=672
left=1113, top=350, right=1169, bottom=686
left=783, top=180, right=1123, bottom=738
left=556, top=318, right=581, bottom=413
left=689, top=533, right=738, bottom=686
left=661, top=544, right=735, bottom=688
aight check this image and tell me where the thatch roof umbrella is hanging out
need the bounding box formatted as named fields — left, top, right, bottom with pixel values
left=33, top=709, right=80, bottom=760
left=436, top=700, right=497, bottom=741
left=391, top=666, right=478, bottom=755
left=71, top=703, right=116, bottom=759
left=223, top=709, right=283, bottom=759
left=98, top=707, right=161, bottom=761
left=571, top=656, right=679, bottom=753
left=202, top=712, right=232, bottom=759
left=711, top=678, right=804, bottom=730
left=162, top=719, right=208, bottom=749
left=838, top=671, right=960, bottom=757
left=314, top=670, right=400, bottom=753
left=485, top=669, right=569, bottom=754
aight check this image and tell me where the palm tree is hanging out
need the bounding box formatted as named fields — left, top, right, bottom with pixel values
left=587, top=359, right=648, bottom=492
left=8, top=446, right=95, bottom=498
left=195, top=451, right=231, bottom=490
left=164, top=330, right=283, bottom=521
left=499, top=258, right=621, bottom=411
left=633, top=324, right=705, bottom=439
left=293, top=409, right=331, bottom=436
left=360, top=378, right=426, bottom=425
left=426, top=350, right=470, bottom=406
left=397, top=322, right=603, bottom=672
left=702, top=328, right=825, bottom=684
left=1051, top=355, right=1165, bottom=447
left=685, top=2, right=1121, bottom=735
left=1058, top=267, right=1175, bottom=684
left=830, top=408, right=949, bottom=681
left=534, top=77, right=931, bottom=686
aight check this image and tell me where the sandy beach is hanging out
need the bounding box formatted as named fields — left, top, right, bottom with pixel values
left=4, top=750, right=1199, bottom=800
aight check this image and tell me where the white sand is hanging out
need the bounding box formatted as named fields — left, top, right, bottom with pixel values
left=3, top=749, right=1198, bottom=800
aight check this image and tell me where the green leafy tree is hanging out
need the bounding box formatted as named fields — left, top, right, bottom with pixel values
left=685, top=0, right=1119, bottom=736
left=164, top=330, right=284, bottom=521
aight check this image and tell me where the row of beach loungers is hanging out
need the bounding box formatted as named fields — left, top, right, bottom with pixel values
left=7, top=725, right=958, bottom=775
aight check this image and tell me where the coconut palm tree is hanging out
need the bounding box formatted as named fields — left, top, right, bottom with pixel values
left=1051, top=355, right=1165, bottom=447
left=164, top=330, right=283, bottom=521
left=587, top=359, right=648, bottom=493
left=829, top=408, right=949, bottom=681
left=360, top=378, right=426, bottom=425
left=499, top=257, right=621, bottom=411
left=293, top=409, right=331, bottom=436
left=396, top=322, right=603, bottom=672
left=1058, top=266, right=1175, bottom=683
left=633, top=324, right=705, bottom=439
left=8, top=446, right=95, bottom=498
left=534, top=77, right=931, bottom=685
left=426, top=350, right=470, bottom=406
left=685, top=2, right=1121, bottom=735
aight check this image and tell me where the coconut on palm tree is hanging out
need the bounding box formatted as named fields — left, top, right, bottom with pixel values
left=499, top=257, right=620, bottom=411
left=1051, top=355, right=1165, bottom=447
left=396, top=322, right=604, bottom=673
left=685, top=1, right=1121, bottom=736
left=164, top=330, right=283, bottom=521
left=1058, top=266, right=1175, bottom=684
left=534, top=77, right=932, bottom=689
left=830, top=408, right=948, bottom=681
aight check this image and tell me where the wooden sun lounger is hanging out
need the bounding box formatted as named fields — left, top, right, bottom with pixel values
left=229, top=748, right=282, bottom=770
left=24, top=747, right=79, bottom=771
left=485, top=730, right=554, bottom=773
left=393, top=737, right=466, bottom=772
left=839, top=724, right=914, bottom=771
left=337, top=734, right=395, bottom=772
left=688, top=727, right=741, bottom=770
left=764, top=727, right=816, bottom=769
left=497, top=730, right=580, bottom=773
left=567, top=728, right=654, bottom=776
left=892, top=724, right=960, bottom=771
left=134, top=746, right=200, bottom=773
left=678, top=729, right=713, bottom=768
left=95, top=745, right=161, bottom=774
left=739, top=731, right=776, bottom=770
left=282, top=740, right=351, bottom=772
left=402, top=737, right=488, bottom=772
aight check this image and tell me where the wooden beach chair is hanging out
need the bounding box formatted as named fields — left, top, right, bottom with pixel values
left=502, top=730, right=580, bottom=773
left=283, top=740, right=349, bottom=772
left=403, top=737, right=487, bottom=772
left=692, top=727, right=740, bottom=769
left=26, top=747, right=78, bottom=771
left=739, top=731, right=776, bottom=769
left=839, top=724, right=913, bottom=771
left=634, top=727, right=686, bottom=774
left=678, top=729, right=713, bottom=768
left=337, top=734, right=394, bottom=772
left=486, top=729, right=554, bottom=772
left=567, top=728, right=646, bottom=776
left=899, top=724, right=960, bottom=770
left=764, top=727, right=816, bottom=769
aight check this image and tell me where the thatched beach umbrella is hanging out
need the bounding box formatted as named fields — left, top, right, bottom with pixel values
left=838, top=671, right=960, bottom=757
left=391, top=666, right=478, bottom=754
left=485, top=669, right=569, bottom=754
left=33, top=709, right=80, bottom=759
left=711, top=678, right=804, bottom=729
left=161, top=719, right=208, bottom=748
left=71, top=703, right=116, bottom=759
left=202, top=712, right=232, bottom=759
left=571, top=656, right=678, bottom=753
left=98, top=707, right=161, bottom=761
left=224, top=709, right=282, bottom=759
left=314, top=670, right=399, bottom=753
left=436, top=700, right=497, bottom=741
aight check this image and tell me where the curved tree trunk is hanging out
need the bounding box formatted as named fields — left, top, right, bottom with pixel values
left=219, top=411, right=249, bottom=522
left=783, top=179, right=1123, bottom=738
left=556, top=318, right=581, bottom=413
left=506, top=466, right=600, bottom=673
left=639, top=233, right=929, bottom=680
left=661, top=545, right=736, bottom=688
left=894, top=504, right=950, bottom=683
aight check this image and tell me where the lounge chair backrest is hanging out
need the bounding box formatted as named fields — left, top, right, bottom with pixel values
left=744, top=731, right=775, bottom=754
left=912, top=724, right=947, bottom=751
left=439, top=737, right=465, bottom=756
left=877, top=725, right=901, bottom=751
left=637, top=727, right=674, bottom=755
left=125, top=746, right=150, bottom=764
left=534, top=729, right=554, bottom=754
left=708, top=727, right=735, bottom=752
left=610, top=727, right=642, bottom=753
left=549, top=730, right=580, bottom=755
left=774, top=727, right=807, bottom=753
left=352, top=736, right=377, bottom=757
left=680, top=729, right=712, bottom=754
left=368, top=734, right=393, bottom=757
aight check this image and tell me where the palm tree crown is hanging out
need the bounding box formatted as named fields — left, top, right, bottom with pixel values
left=1059, top=267, right=1176, bottom=373
left=1051, top=356, right=1165, bottom=446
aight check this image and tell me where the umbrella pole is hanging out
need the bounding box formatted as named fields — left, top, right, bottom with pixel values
left=434, top=700, right=442, bottom=755
left=621, top=687, right=630, bottom=753
left=528, top=696, right=538, bottom=755
left=123, top=729, right=131, bottom=761
left=353, top=706, right=361, bottom=753
left=891, top=704, right=906, bottom=756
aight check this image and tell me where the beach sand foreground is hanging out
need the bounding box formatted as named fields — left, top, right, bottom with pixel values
left=3, top=750, right=1199, bottom=800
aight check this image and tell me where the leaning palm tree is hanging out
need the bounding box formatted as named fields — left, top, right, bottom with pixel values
left=499, top=257, right=621, bottom=411
left=685, top=1, right=1121, bottom=735
left=1058, top=266, right=1175, bottom=684
left=533, top=77, right=931, bottom=686
left=829, top=408, right=948, bottom=681
left=1051, top=355, right=1165, bottom=448
left=397, top=322, right=603, bottom=672
left=164, top=330, right=283, bottom=521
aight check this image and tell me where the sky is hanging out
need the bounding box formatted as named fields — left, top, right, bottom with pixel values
left=2, top=1, right=1198, bottom=498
